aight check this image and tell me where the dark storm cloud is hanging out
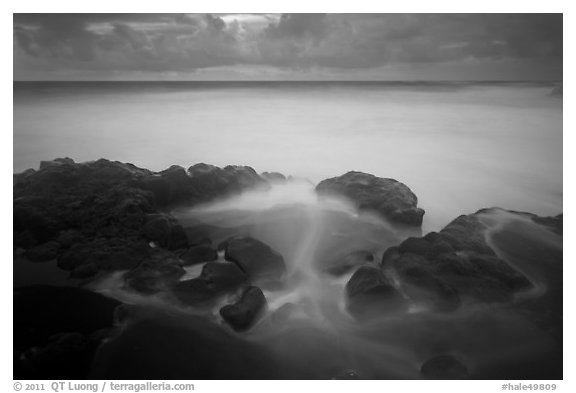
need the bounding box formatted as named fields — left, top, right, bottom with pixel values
left=13, top=13, right=562, bottom=79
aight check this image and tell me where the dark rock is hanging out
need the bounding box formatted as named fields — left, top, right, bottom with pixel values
left=385, top=211, right=533, bottom=309
left=14, top=229, right=38, bottom=249
left=57, top=238, right=150, bottom=273
left=187, top=163, right=267, bottom=202
left=178, top=245, right=218, bottom=266
left=14, top=285, right=120, bottom=352
left=397, top=233, right=454, bottom=259
left=440, top=214, right=495, bottom=255
left=25, top=241, right=61, bottom=262
left=532, top=214, right=562, bottom=235
left=220, top=286, right=267, bottom=331
left=14, top=203, right=58, bottom=245
left=381, top=246, right=400, bottom=266
left=261, top=171, right=286, bottom=183
left=39, top=157, right=75, bottom=170
left=158, top=165, right=191, bottom=203
left=124, top=250, right=185, bottom=294
left=224, top=236, right=286, bottom=283
left=138, top=175, right=171, bottom=206
left=316, top=171, right=425, bottom=226
left=345, top=266, right=406, bottom=317
left=420, top=355, right=469, bottom=379
left=173, top=262, right=246, bottom=305
left=89, top=314, right=280, bottom=379
left=392, top=255, right=461, bottom=312
left=56, top=229, right=85, bottom=248
left=70, top=262, right=100, bottom=279
left=142, top=213, right=188, bottom=250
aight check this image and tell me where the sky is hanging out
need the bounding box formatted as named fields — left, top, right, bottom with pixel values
left=13, top=13, right=563, bottom=81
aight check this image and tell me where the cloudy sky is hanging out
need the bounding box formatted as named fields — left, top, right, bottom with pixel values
left=13, top=13, right=562, bottom=81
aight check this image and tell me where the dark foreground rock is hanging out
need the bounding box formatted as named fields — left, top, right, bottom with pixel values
left=90, top=313, right=280, bottom=379
left=173, top=262, right=247, bottom=305
left=14, top=285, right=120, bottom=379
left=345, top=266, right=406, bottom=317
left=224, top=236, right=287, bottom=283
left=220, top=286, right=267, bottom=331
left=316, top=171, right=425, bottom=226
left=14, top=158, right=270, bottom=276
left=382, top=211, right=532, bottom=311
left=420, top=355, right=469, bottom=379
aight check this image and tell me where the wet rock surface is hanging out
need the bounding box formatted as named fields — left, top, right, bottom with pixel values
left=382, top=211, right=533, bottom=310
left=220, top=286, right=267, bottom=331
left=177, top=244, right=218, bottom=266
left=173, top=262, right=247, bottom=305
left=346, top=266, right=406, bottom=317
left=224, top=236, right=287, bottom=283
left=14, top=158, right=269, bottom=276
left=13, top=158, right=563, bottom=380
left=316, top=171, right=425, bottom=226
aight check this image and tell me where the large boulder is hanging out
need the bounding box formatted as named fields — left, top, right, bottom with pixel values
left=187, top=163, right=267, bottom=202
left=173, top=262, right=246, bottom=305
left=224, top=236, right=287, bottom=283
left=345, top=266, right=406, bottom=317
left=382, top=211, right=532, bottom=310
left=220, top=286, right=267, bottom=331
left=316, top=171, right=425, bottom=226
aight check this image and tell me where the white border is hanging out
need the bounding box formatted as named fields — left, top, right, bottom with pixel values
left=4, top=1, right=572, bottom=391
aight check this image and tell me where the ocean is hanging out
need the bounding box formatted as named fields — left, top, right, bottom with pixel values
left=13, top=81, right=563, bottom=231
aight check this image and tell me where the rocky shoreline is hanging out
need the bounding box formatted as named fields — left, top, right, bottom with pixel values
left=13, top=158, right=562, bottom=380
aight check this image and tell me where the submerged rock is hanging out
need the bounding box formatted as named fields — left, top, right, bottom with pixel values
left=316, top=171, right=425, bottom=226
left=178, top=244, right=218, bottom=266
left=220, top=286, right=267, bottom=331
left=420, top=355, right=469, bottom=379
left=173, top=262, right=246, bottom=305
left=345, top=266, right=406, bottom=317
left=320, top=250, right=374, bottom=276
left=224, top=236, right=287, bottom=283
